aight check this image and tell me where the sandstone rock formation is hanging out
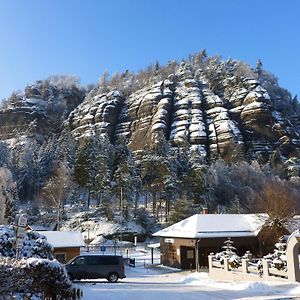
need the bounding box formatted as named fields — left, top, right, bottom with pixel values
left=0, top=58, right=299, bottom=167
left=65, top=61, right=300, bottom=165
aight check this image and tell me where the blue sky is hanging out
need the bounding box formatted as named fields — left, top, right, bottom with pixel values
left=0, top=0, right=299, bottom=100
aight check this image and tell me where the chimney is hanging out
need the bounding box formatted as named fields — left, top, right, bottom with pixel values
left=202, top=207, right=208, bottom=214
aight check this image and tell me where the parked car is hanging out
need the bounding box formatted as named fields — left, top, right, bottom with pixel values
left=65, top=254, right=126, bottom=283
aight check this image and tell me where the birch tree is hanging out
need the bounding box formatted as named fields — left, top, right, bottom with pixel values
left=40, top=161, right=71, bottom=230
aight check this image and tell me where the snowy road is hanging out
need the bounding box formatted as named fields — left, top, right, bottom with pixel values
left=75, top=265, right=300, bottom=300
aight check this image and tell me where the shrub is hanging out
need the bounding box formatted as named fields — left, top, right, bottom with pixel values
left=0, top=257, right=72, bottom=299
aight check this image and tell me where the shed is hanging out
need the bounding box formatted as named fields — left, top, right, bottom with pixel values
left=41, top=231, right=85, bottom=263
left=153, top=214, right=267, bottom=269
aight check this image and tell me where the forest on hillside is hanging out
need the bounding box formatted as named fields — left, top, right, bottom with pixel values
left=0, top=50, right=300, bottom=230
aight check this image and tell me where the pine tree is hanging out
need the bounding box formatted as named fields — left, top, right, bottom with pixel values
left=0, top=142, right=10, bottom=168
left=73, top=144, right=89, bottom=203
left=167, top=195, right=195, bottom=225
left=112, top=140, right=139, bottom=219
left=264, top=236, right=287, bottom=270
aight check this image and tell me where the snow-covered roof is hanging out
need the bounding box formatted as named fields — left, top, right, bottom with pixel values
left=153, top=214, right=267, bottom=239
left=29, top=225, right=50, bottom=231
left=41, top=231, right=85, bottom=248
left=147, top=243, right=160, bottom=248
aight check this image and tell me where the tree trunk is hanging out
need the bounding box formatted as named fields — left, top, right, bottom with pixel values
left=96, top=190, right=101, bottom=207
left=57, top=199, right=61, bottom=231
left=145, top=190, right=148, bottom=208
left=165, top=198, right=169, bottom=222
left=87, top=188, right=91, bottom=207
left=152, top=192, right=156, bottom=215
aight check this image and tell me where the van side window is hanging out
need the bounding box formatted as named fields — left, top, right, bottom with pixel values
left=73, top=257, right=85, bottom=265
left=86, top=256, right=99, bottom=265
left=99, top=256, right=119, bottom=265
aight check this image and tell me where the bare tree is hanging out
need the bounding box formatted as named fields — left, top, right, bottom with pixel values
left=40, top=161, right=71, bottom=230
left=251, top=178, right=299, bottom=249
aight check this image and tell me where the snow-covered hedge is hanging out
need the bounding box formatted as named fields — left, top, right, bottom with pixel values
left=0, top=225, right=53, bottom=259
left=0, top=257, right=72, bottom=299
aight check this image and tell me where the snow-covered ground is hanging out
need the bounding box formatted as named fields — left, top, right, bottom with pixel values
left=74, top=249, right=300, bottom=300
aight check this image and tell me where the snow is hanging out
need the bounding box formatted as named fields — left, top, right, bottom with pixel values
left=78, top=255, right=300, bottom=300
left=152, top=123, right=166, bottom=130
left=107, top=91, right=120, bottom=98
left=153, top=214, right=268, bottom=239
left=24, top=257, right=62, bottom=269
left=41, top=231, right=85, bottom=248
left=25, top=98, right=46, bottom=106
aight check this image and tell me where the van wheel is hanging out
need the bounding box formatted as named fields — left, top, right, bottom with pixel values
left=107, top=273, right=119, bottom=283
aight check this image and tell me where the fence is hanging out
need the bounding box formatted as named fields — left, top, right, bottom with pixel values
left=209, top=232, right=300, bottom=282
left=82, top=243, right=161, bottom=268
left=208, top=255, right=288, bottom=282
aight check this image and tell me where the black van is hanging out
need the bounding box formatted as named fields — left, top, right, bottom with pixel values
left=65, top=254, right=126, bottom=283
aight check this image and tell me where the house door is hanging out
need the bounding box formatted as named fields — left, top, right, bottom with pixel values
left=180, top=246, right=195, bottom=270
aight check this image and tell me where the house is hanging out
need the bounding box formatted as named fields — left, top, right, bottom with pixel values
left=41, top=231, right=85, bottom=263
left=153, top=213, right=267, bottom=269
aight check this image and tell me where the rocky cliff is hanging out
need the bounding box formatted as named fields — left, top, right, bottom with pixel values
left=66, top=60, right=300, bottom=165
left=0, top=56, right=299, bottom=167
left=0, top=78, right=85, bottom=140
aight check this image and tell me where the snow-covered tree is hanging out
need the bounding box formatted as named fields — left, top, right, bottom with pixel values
left=0, top=141, right=10, bottom=168
left=112, top=140, right=139, bottom=219
left=0, top=167, right=17, bottom=224
left=264, top=236, right=287, bottom=271
left=40, top=161, right=71, bottom=230
left=214, top=238, right=241, bottom=269
left=0, top=225, right=53, bottom=259
left=0, top=256, right=72, bottom=298
left=167, top=195, right=195, bottom=226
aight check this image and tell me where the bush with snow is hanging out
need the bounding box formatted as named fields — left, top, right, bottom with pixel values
left=0, top=225, right=54, bottom=259
left=0, top=226, right=73, bottom=298
left=0, top=257, right=72, bottom=298
left=214, top=238, right=241, bottom=269
left=264, top=236, right=287, bottom=271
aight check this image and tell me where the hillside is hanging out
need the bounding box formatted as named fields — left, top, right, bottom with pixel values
left=0, top=51, right=300, bottom=227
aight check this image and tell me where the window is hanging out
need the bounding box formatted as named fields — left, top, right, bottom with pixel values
left=85, top=256, right=120, bottom=265
left=86, top=256, right=100, bottom=265
left=187, top=250, right=194, bottom=259
left=73, top=257, right=85, bottom=265
left=163, top=244, right=176, bottom=260
left=54, top=253, right=66, bottom=263
left=97, top=256, right=119, bottom=265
